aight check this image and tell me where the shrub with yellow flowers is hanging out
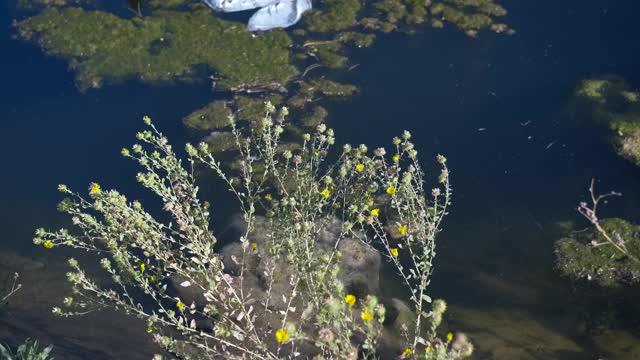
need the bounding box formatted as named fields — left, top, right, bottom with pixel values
left=33, top=103, right=470, bottom=359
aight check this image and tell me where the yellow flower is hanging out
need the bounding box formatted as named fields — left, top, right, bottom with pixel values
left=275, top=328, right=289, bottom=343
left=393, top=155, right=399, bottom=162
left=139, top=263, right=146, bottom=271
left=390, top=248, right=399, bottom=257
left=176, top=301, right=185, bottom=311
left=344, top=294, right=357, bottom=306
left=150, top=275, right=158, bottom=282
left=355, top=163, right=365, bottom=172
left=361, top=310, right=373, bottom=321
left=264, top=193, right=272, bottom=201
left=397, top=225, right=407, bottom=235
left=404, top=348, right=413, bottom=355
left=321, top=188, right=331, bottom=198
left=447, top=332, right=453, bottom=342
left=146, top=326, right=153, bottom=334
left=251, top=242, right=258, bottom=250
left=386, top=186, right=396, bottom=195
left=426, top=346, right=433, bottom=353
left=89, top=183, right=101, bottom=194
left=43, top=240, right=54, bottom=249
left=370, top=208, right=380, bottom=217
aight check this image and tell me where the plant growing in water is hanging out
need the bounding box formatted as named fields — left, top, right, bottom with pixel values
left=555, top=179, right=640, bottom=287
left=0, top=339, right=54, bottom=360
left=577, top=179, right=640, bottom=265
left=34, top=103, right=471, bottom=359
left=1, top=272, right=21, bottom=306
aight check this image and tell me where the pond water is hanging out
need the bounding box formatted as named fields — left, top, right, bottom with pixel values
left=1, top=0, right=639, bottom=359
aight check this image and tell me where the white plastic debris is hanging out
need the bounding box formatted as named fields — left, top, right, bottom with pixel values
left=203, top=0, right=312, bottom=31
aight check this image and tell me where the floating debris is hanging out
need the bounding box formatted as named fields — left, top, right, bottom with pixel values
left=203, top=0, right=312, bottom=31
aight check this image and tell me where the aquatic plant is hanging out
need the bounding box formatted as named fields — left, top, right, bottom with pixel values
left=569, top=76, right=640, bottom=167
left=183, top=79, right=354, bottom=133
left=555, top=180, right=640, bottom=287
left=34, top=105, right=470, bottom=358
left=15, top=6, right=297, bottom=91
left=0, top=339, right=54, bottom=360
left=304, top=0, right=362, bottom=33
left=1, top=272, right=22, bottom=313
left=14, top=0, right=511, bottom=92
left=1, top=272, right=22, bottom=302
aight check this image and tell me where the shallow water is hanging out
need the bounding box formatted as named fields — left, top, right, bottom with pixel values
left=1, top=0, right=640, bottom=359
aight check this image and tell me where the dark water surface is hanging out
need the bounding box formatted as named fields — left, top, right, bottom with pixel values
left=1, top=0, right=639, bottom=359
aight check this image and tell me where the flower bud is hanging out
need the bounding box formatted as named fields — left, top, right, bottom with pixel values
left=185, top=143, right=197, bottom=157
left=432, top=299, right=447, bottom=314
left=198, top=142, right=209, bottom=153
left=265, top=101, right=276, bottom=114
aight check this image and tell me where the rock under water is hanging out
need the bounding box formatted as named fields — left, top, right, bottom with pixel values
left=203, top=0, right=311, bottom=31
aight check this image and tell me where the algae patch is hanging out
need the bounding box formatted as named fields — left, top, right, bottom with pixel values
left=15, top=6, right=298, bottom=91
left=183, top=79, right=355, bottom=154
left=554, top=218, right=640, bottom=287
left=570, top=76, right=640, bottom=166
left=299, top=0, right=512, bottom=70
left=13, top=0, right=512, bottom=91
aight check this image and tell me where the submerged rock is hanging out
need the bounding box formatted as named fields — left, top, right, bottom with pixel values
left=592, top=330, right=640, bottom=359
left=203, top=0, right=312, bottom=31
left=0, top=253, right=45, bottom=272
left=222, top=214, right=382, bottom=305
left=448, top=306, right=582, bottom=359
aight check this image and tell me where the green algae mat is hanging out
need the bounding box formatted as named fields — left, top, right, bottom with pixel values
left=16, top=7, right=297, bottom=90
